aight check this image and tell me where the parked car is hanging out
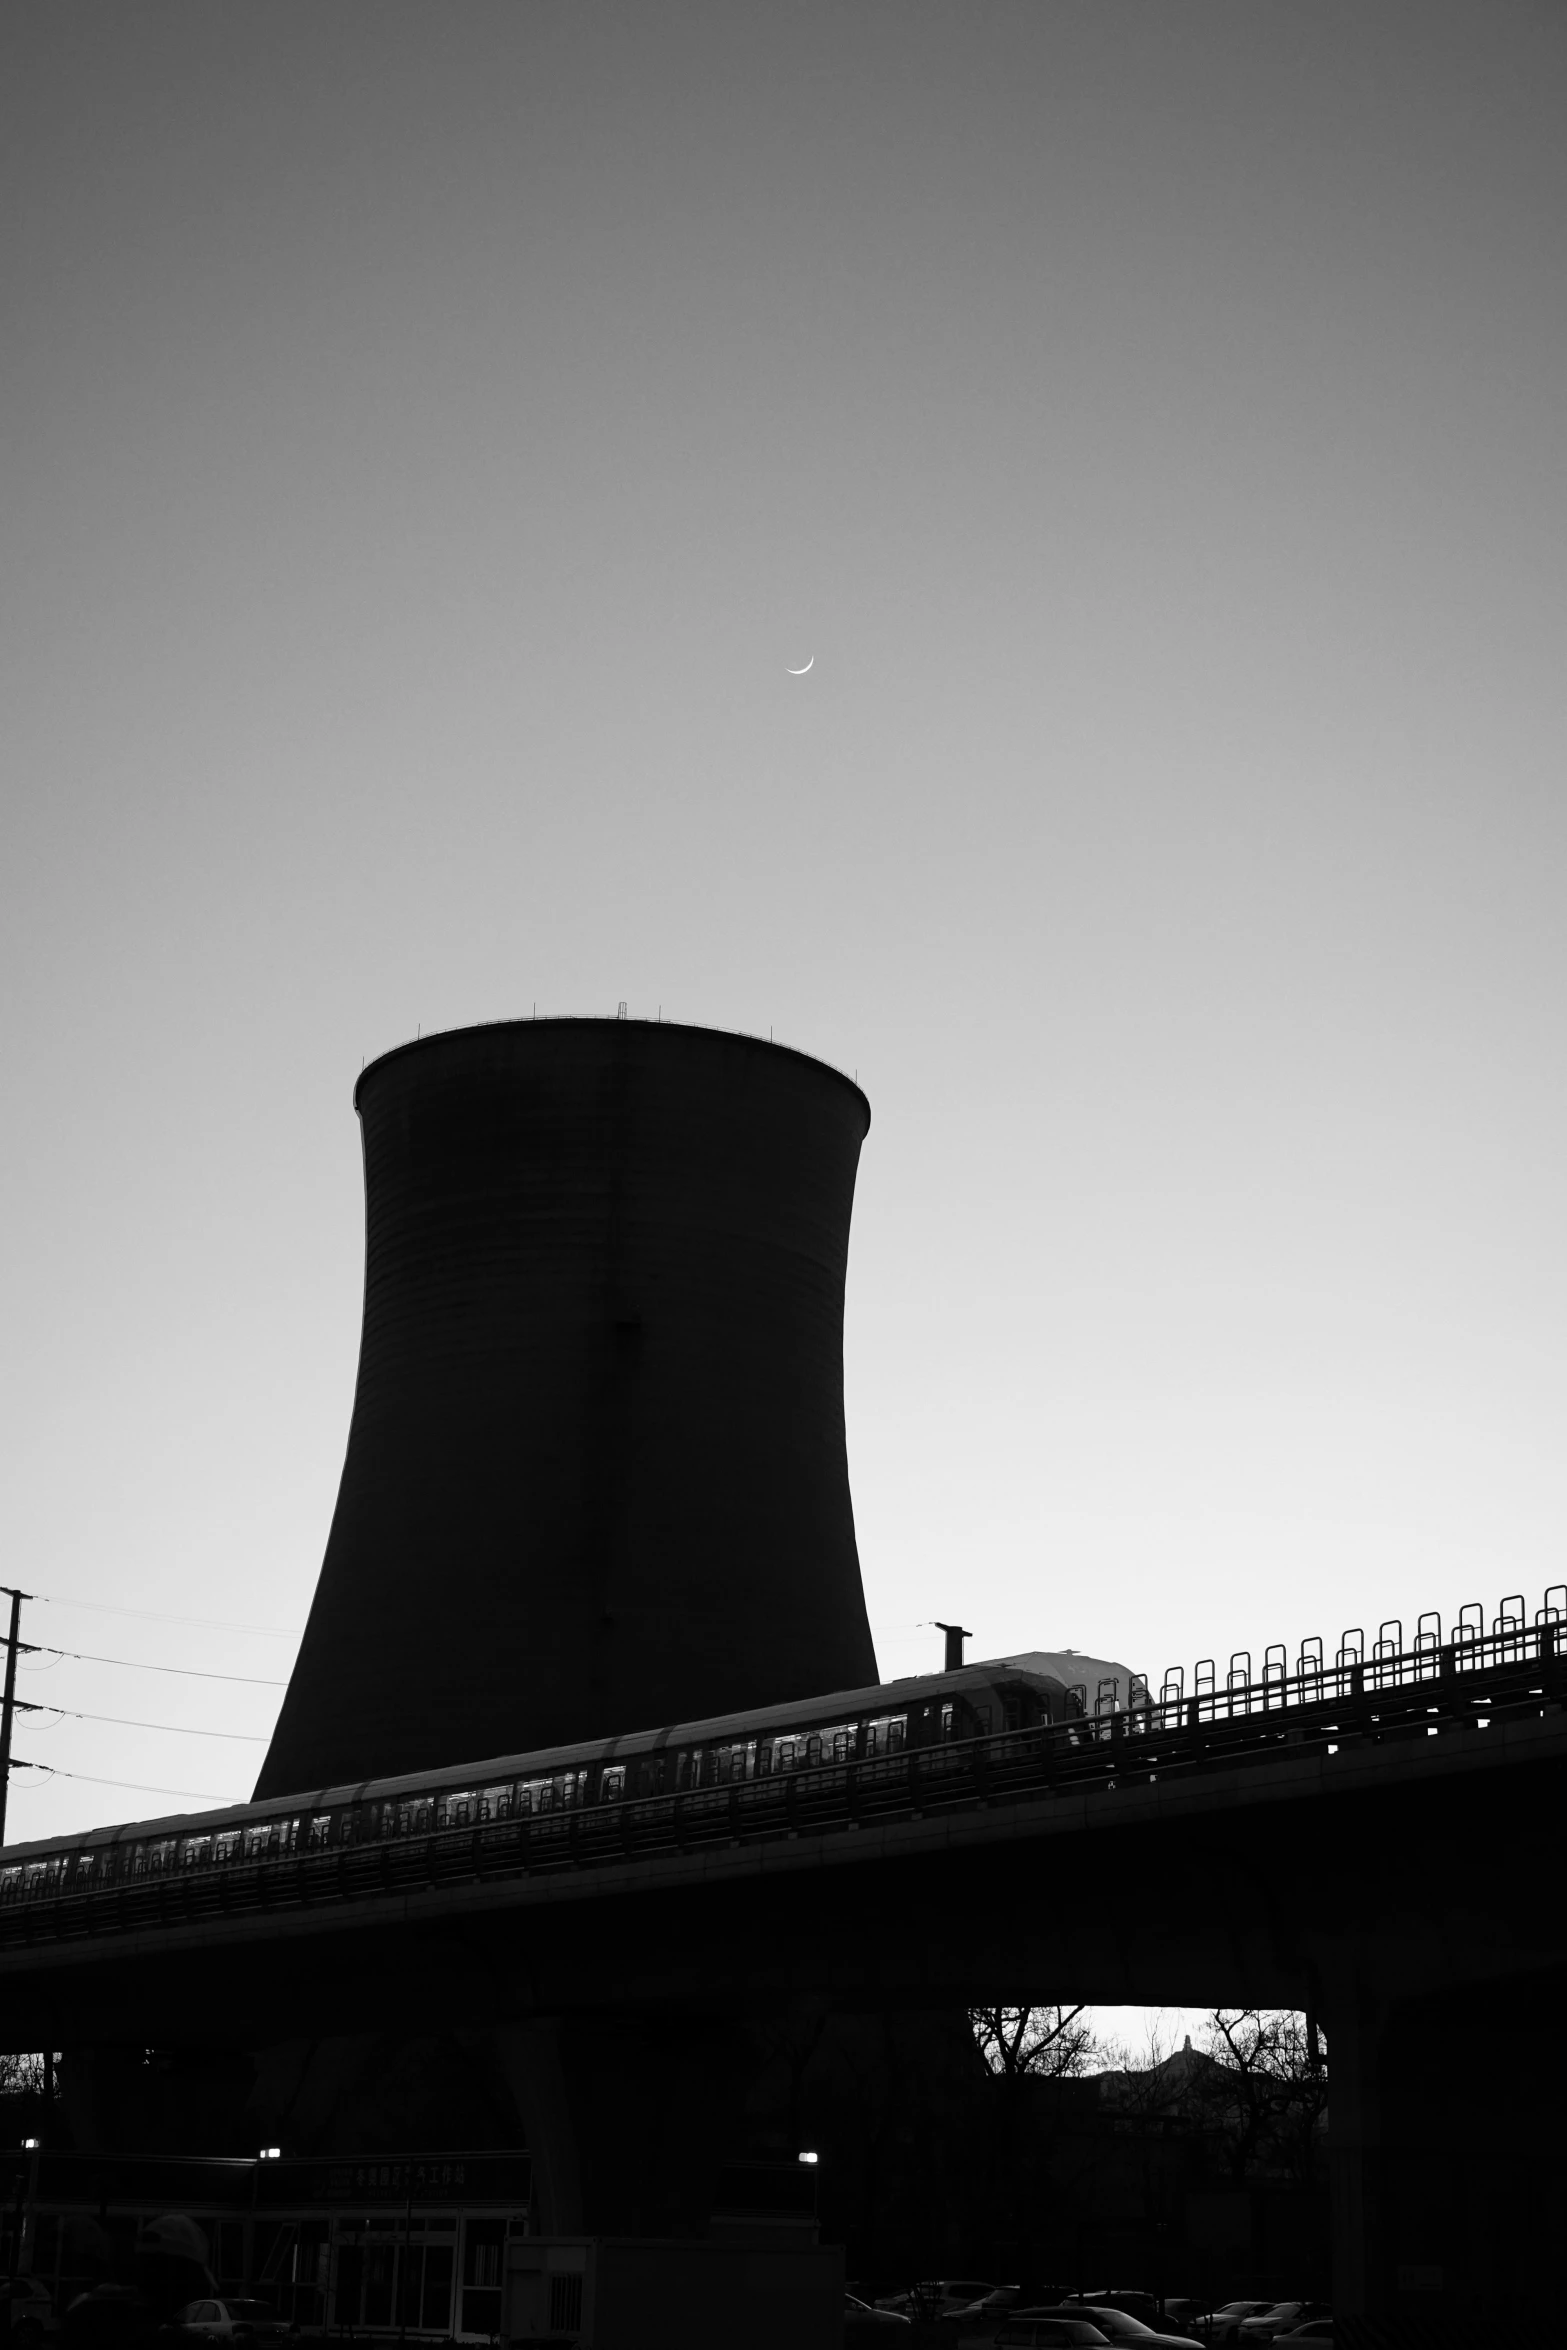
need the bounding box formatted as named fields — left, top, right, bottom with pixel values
left=1236, top=2306, right=1331, bottom=2348
left=1, top=2277, right=55, bottom=2342
left=1051, top=2305, right=1203, bottom=2350
left=1202, top=2305, right=1281, bottom=2345
left=1272, top=2325, right=1332, bottom=2345
left=876, top=2282, right=999, bottom=2319
left=61, top=2287, right=152, bottom=2348
left=173, top=2301, right=288, bottom=2343
left=846, top=2293, right=913, bottom=2330
left=950, top=2286, right=1034, bottom=2343
left=996, top=2322, right=1112, bottom=2350
left=1065, top=2296, right=1165, bottom=2331
left=1160, top=2303, right=1212, bottom=2337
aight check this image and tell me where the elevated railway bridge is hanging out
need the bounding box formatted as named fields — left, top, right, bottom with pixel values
left=1, top=1604, right=1564, bottom=2326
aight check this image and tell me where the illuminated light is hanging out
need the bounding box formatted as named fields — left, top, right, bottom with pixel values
left=22, top=2138, right=39, bottom=2150
left=259, top=2147, right=282, bottom=2161
left=798, top=2150, right=819, bottom=2166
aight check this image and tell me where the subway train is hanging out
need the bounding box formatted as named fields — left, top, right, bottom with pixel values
left=0, top=1648, right=1146, bottom=1903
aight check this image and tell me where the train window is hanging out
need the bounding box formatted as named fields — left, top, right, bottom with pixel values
left=244, top=1816, right=302, bottom=1858
left=307, top=1815, right=333, bottom=1850
left=639, top=1755, right=668, bottom=1796
left=864, top=1714, right=907, bottom=1755
left=516, top=1770, right=587, bottom=1815
left=713, top=1739, right=756, bottom=1783
left=973, top=1705, right=992, bottom=1735
left=143, top=1839, right=177, bottom=1876
left=806, top=1733, right=822, bottom=1766
left=213, top=1830, right=241, bottom=1864
left=0, top=1865, right=19, bottom=1901
left=437, top=1792, right=476, bottom=1829
left=600, top=1766, right=625, bottom=1802
left=180, top=1836, right=212, bottom=1869
left=940, top=1703, right=955, bottom=1739
left=480, top=1784, right=514, bottom=1820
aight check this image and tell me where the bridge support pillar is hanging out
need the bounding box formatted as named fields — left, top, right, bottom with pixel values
left=497, top=2012, right=748, bottom=2239
left=1321, top=1973, right=1386, bottom=2321
left=494, top=2025, right=583, bottom=2235
left=1323, top=1960, right=1567, bottom=2322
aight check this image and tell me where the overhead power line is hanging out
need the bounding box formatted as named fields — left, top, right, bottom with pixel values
left=32, top=1593, right=301, bottom=1638
left=32, top=1647, right=288, bottom=1688
left=21, top=1703, right=267, bottom=1743
left=14, top=1760, right=242, bottom=1804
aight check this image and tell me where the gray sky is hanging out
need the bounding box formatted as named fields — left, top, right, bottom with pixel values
left=4, top=2, right=1567, bottom=1843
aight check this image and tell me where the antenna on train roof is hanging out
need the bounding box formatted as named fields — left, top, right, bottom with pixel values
left=933, top=1621, right=971, bottom=1672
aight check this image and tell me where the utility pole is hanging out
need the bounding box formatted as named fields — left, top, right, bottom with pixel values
left=0, top=1585, right=33, bottom=1848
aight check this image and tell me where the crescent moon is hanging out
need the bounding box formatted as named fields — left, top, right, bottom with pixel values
left=786, top=656, right=814, bottom=675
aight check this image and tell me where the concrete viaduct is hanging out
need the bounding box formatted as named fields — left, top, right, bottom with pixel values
left=4, top=1645, right=1563, bottom=2323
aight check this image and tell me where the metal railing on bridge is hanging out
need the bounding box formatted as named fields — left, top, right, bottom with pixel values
left=1145, top=1584, right=1566, bottom=1732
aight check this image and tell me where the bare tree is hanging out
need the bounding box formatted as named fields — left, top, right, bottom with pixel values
left=1190, top=2008, right=1329, bottom=2185
left=0, top=2053, right=44, bottom=2095
left=968, top=2007, right=1103, bottom=2273
left=970, top=2004, right=1100, bottom=2081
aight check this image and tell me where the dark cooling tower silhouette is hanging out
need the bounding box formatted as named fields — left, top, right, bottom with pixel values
left=255, top=1018, right=878, bottom=1798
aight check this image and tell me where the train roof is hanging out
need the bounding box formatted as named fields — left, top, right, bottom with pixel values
left=0, top=1647, right=1144, bottom=1864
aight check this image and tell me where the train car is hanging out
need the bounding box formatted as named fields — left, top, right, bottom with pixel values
left=0, top=1649, right=1148, bottom=1903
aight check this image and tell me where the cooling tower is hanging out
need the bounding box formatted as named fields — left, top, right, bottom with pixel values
left=255, top=1018, right=878, bottom=1799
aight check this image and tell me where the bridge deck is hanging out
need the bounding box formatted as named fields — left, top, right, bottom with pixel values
left=4, top=1646, right=1561, bottom=1974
